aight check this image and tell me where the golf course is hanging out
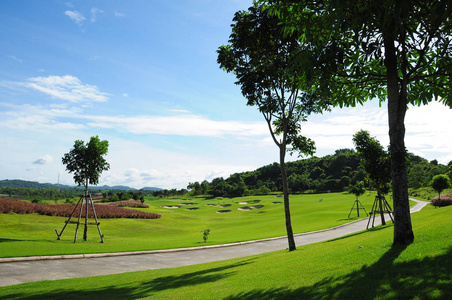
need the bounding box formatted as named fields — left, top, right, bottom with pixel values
left=1, top=193, right=451, bottom=299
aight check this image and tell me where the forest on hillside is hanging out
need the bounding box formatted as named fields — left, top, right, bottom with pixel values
left=187, top=149, right=451, bottom=198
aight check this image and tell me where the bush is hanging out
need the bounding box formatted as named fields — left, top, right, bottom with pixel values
left=431, top=193, right=452, bottom=207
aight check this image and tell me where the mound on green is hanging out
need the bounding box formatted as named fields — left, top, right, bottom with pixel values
left=0, top=204, right=449, bottom=299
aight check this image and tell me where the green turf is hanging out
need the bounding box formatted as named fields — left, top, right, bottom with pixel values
left=0, top=203, right=449, bottom=299
left=0, top=192, right=383, bottom=258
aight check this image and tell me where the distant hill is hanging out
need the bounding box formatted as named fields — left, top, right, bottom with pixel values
left=0, top=179, right=162, bottom=192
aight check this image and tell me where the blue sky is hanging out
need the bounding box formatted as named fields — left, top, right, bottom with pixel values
left=1, top=1, right=451, bottom=189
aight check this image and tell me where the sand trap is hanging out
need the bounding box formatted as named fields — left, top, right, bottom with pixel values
left=162, top=205, right=181, bottom=209
left=238, top=206, right=252, bottom=211
left=251, top=205, right=264, bottom=209
left=179, top=203, right=197, bottom=205
left=185, top=207, right=199, bottom=211
left=271, top=202, right=282, bottom=204
left=217, top=204, right=231, bottom=207
left=206, top=204, right=216, bottom=206
left=216, top=210, right=231, bottom=213
left=239, top=200, right=261, bottom=204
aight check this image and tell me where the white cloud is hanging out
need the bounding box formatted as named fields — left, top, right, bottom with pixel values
left=2, top=75, right=109, bottom=103
left=7, top=55, right=23, bottom=63
left=114, top=11, right=125, bottom=17
left=90, top=7, right=104, bottom=22
left=86, top=114, right=268, bottom=137
left=33, top=155, right=54, bottom=165
left=0, top=103, right=85, bottom=132
left=64, top=10, right=86, bottom=25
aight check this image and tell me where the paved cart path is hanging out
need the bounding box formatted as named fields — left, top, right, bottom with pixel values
left=0, top=198, right=428, bottom=287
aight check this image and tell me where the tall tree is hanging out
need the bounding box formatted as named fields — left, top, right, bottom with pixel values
left=262, top=0, right=452, bottom=245
left=62, top=135, right=110, bottom=196
left=217, top=3, right=325, bottom=251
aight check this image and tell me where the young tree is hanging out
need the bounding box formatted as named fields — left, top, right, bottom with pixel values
left=431, top=174, right=451, bottom=201
left=262, top=0, right=452, bottom=246
left=349, top=181, right=366, bottom=201
left=217, top=3, right=326, bottom=251
left=353, top=130, right=391, bottom=225
left=62, top=136, right=110, bottom=197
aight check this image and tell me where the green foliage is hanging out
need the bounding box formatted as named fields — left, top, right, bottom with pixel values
left=353, top=130, right=390, bottom=194
left=348, top=181, right=366, bottom=200
left=203, top=228, right=211, bottom=243
left=62, top=136, right=110, bottom=195
left=431, top=174, right=451, bottom=198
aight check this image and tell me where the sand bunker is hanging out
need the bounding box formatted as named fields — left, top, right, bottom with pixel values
left=216, top=210, right=231, bottom=213
left=238, top=206, right=252, bottom=211
left=179, top=203, right=197, bottom=205
left=239, top=200, right=261, bottom=205
left=251, top=205, right=264, bottom=209
left=271, top=202, right=282, bottom=204
left=162, top=205, right=181, bottom=209
left=185, top=207, right=199, bottom=211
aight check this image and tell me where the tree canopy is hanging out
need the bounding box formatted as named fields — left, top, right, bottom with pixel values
left=62, top=136, right=110, bottom=196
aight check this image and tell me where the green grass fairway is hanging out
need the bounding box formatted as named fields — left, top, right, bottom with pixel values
left=0, top=192, right=382, bottom=258
left=0, top=203, right=449, bottom=299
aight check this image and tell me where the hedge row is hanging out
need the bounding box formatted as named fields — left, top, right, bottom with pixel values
left=431, top=193, right=452, bottom=207
left=0, top=198, right=161, bottom=219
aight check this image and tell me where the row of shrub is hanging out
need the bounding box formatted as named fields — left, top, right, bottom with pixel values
left=431, top=193, right=452, bottom=207
left=0, top=198, right=160, bottom=219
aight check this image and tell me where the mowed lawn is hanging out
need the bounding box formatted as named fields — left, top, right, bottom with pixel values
left=0, top=203, right=450, bottom=299
left=0, top=192, right=380, bottom=258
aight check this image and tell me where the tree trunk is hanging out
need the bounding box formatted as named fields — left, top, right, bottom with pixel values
left=377, top=188, right=386, bottom=226
left=83, top=179, right=89, bottom=241
left=280, top=144, right=296, bottom=251
left=384, top=35, right=414, bottom=246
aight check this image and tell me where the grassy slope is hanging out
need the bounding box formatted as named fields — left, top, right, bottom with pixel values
left=0, top=192, right=381, bottom=257
left=1, top=204, right=450, bottom=299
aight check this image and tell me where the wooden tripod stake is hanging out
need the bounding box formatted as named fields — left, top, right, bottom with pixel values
left=55, top=194, right=104, bottom=243
left=348, top=198, right=368, bottom=218
left=367, top=195, right=394, bottom=229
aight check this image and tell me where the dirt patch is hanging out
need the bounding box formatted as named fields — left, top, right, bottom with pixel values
left=216, top=210, right=231, bottom=213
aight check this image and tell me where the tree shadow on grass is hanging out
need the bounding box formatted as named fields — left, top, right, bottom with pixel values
left=1, top=258, right=256, bottom=300
left=225, top=246, right=452, bottom=299
left=0, top=238, right=23, bottom=243
left=326, top=224, right=390, bottom=243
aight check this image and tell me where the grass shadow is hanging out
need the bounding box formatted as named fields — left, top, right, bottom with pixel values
left=225, top=246, right=452, bottom=299
left=0, top=238, right=23, bottom=243
left=326, top=224, right=391, bottom=243
left=2, top=258, right=256, bottom=300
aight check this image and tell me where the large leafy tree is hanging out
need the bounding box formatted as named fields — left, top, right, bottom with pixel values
left=62, top=135, right=110, bottom=196
left=262, top=0, right=452, bottom=246
left=217, top=3, right=325, bottom=251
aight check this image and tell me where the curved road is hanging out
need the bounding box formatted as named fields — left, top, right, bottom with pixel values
left=0, top=198, right=428, bottom=287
